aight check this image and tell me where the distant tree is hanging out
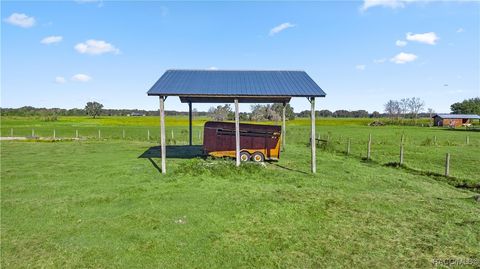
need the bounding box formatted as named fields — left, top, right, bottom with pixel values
left=317, top=109, right=333, bottom=117
left=333, top=110, right=350, bottom=118
left=351, top=110, right=369, bottom=118
left=371, top=111, right=381, bottom=118
left=408, top=97, right=425, bottom=123
left=297, top=110, right=310, bottom=118
left=427, top=108, right=435, bottom=118
left=384, top=100, right=401, bottom=120
left=85, top=101, right=103, bottom=118
left=271, top=103, right=295, bottom=120
left=400, top=98, right=410, bottom=118
left=208, top=104, right=232, bottom=121
left=450, top=97, right=480, bottom=114
left=250, top=104, right=281, bottom=121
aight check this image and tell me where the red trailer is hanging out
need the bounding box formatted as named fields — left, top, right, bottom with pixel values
left=203, top=121, right=281, bottom=162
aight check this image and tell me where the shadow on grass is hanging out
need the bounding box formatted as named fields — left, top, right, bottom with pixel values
left=272, top=163, right=309, bottom=175
left=138, top=145, right=205, bottom=159
left=139, top=145, right=206, bottom=173
left=384, top=162, right=480, bottom=193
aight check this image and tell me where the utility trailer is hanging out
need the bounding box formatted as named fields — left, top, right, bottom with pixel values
left=203, top=121, right=281, bottom=162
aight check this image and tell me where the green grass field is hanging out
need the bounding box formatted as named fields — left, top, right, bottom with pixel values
left=1, top=116, right=479, bottom=268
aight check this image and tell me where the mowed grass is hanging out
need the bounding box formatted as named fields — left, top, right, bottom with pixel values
left=1, top=140, right=479, bottom=268
left=1, top=116, right=480, bottom=267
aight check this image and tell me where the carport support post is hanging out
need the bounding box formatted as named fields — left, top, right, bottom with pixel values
left=188, top=101, right=193, bottom=145
left=282, top=102, right=286, bottom=151
left=235, top=98, right=240, bottom=167
left=159, top=96, right=166, bottom=174
left=310, top=97, right=316, bottom=173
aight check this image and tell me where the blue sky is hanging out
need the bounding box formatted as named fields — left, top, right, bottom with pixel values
left=1, top=0, right=479, bottom=113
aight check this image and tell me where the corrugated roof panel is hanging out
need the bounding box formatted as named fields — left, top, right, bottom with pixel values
left=434, top=114, right=480, bottom=119
left=147, top=69, right=326, bottom=97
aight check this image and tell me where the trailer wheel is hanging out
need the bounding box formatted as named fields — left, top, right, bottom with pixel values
left=240, top=151, right=251, bottom=162
left=251, top=152, right=265, bottom=162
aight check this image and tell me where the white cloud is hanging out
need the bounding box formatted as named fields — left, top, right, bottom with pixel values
left=456, top=28, right=464, bottom=33
left=373, top=58, right=387, bottom=64
left=71, top=74, right=92, bottom=82
left=390, top=52, right=418, bottom=64
left=55, top=76, right=67, bottom=84
left=361, top=0, right=406, bottom=11
left=396, top=40, right=407, bottom=47
left=4, top=13, right=35, bottom=28
left=41, top=36, right=63, bottom=45
left=207, top=66, right=218, bottom=70
left=74, top=39, right=120, bottom=55
left=355, top=65, right=366, bottom=71
left=406, top=32, right=439, bottom=45
left=269, top=22, right=295, bottom=36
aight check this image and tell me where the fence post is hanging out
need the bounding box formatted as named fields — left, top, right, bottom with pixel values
left=147, top=129, right=150, bottom=140
left=346, top=138, right=351, bottom=155
left=367, top=134, right=372, bottom=160
left=76, top=129, right=79, bottom=138
left=10, top=128, right=13, bottom=137
left=399, top=143, right=404, bottom=165
left=466, top=136, right=469, bottom=145
left=445, top=153, right=450, bottom=176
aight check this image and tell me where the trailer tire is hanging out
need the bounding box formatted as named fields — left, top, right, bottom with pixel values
left=251, top=152, right=265, bottom=162
left=240, top=151, right=251, bottom=162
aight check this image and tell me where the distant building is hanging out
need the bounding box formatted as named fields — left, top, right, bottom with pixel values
left=432, top=114, right=480, bottom=127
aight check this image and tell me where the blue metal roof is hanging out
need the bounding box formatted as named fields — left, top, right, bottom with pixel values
left=434, top=114, right=480, bottom=119
left=147, top=70, right=326, bottom=98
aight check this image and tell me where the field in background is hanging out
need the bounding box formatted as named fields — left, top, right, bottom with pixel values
left=1, top=116, right=479, bottom=267
left=1, top=116, right=479, bottom=182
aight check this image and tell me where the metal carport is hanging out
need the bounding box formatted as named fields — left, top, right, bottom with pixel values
left=147, top=69, right=326, bottom=174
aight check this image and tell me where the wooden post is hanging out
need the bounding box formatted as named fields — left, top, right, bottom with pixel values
left=234, top=99, right=241, bottom=164
left=147, top=129, right=150, bottom=140
left=399, top=143, right=404, bottom=165
left=160, top=96, right=166, bottom=174
left=76, top=129, right=78, bottom=138
left=310, top=97, right=316, bottom=173
left=347, top=138, right=351, bottom=155
left=445, top=153, right=450, bottom=176
left=188, top=101, right=193, bottom=146
left=234, top=99, right=240, bottom=167
left=122, top=129, right=125, bottom=139
left=281, top=102, right=286, bottom=151
left=367, top=134, right=372, bottom=160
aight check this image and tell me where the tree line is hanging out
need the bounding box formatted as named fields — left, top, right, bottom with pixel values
left=2, top=98, right=478, bottom=120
